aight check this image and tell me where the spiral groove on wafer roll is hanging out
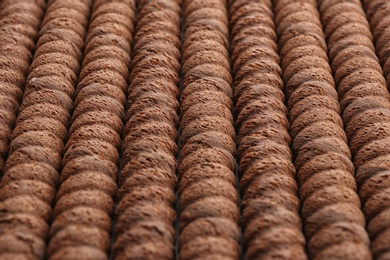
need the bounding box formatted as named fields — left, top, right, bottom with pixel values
left=178, top=1, right=241, bottom=259
left=229, top=1, right=307, bottom=259
left=363, top=1, right=390, bottom=91
left=362, top=2, right=390, bottom=256
left=273, top=0, right=372, bottom=259
left=0, top=0, right=45, bottom=174
left=112, top=0, right=180, bottom=259
left=319, top=0, right=390, bottom=258
left=46, top=1, right=135, bottom=259
left=0, top=0, right=91, bottom=259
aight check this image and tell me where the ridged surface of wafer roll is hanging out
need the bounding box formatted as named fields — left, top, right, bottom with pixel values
left=0, top=0, right=389, bottom=258
left=112, top=1, right=180, bottom=259
left=0, top=0, right=45, bottom=175
left=46, top=1, right=135, bottom=259
left=230, top=1, right=307, bottom=259
left=178, top=1, right=240, bottom=259
left=0, top=0, right=91, bottom=258
left=274, top=1, right=372, bottom=259
left=319, top=0, right=390, bottom=258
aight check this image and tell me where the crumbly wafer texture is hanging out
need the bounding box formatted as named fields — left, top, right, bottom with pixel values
left=111, top=1, right=179, bottom=259
left=230, top=1, right=306, bottom=259
left=45, top=1, right=135, bottom=259
left=319, top=0, right=390, bottom=258
left=177, top=0, right=241, bottom=259
left=0, top=0, right=90, bottom=258
left=1, top=0, right=390, bottom=258
left=0, top=0, right=44, bottom=175
left=274, top=1, right=372, bottom=259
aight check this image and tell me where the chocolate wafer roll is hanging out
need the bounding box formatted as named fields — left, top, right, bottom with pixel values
left=229, top=1, right=306, bottom=258
left=363, top=1, right=390, bottom=93
left=46, top=1, right=135, bottom=259
left=0, top=1, right=91, bottom=258
left=111, top=0, right=180, bottom=259
left=275, top=1, right=372, bottom=258
left=177, top=0, right=240, bottom=259
left=319, top=0, right=390, bottom=258
left=0, top=0, right=44, bottom=175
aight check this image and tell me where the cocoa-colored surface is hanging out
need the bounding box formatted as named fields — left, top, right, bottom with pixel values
left=0, top=0, right=44, bottom=178
left=320, top=0, right=390, bottom=258
left=275, top=0, right=374, bottom=259
left=1, top=0, right=390, bottom=258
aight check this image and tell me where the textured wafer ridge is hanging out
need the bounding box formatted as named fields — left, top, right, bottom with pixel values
left=230, top=0, right=307, bottom=259
left=0, top=0, right=45, bottom=175
left=320, top=0, right=390, bottom=258
left=178, top=0, right=241, bottom=259
left=112, top=0, right=180, bottom=259
left=47, top=1, right=135, bottom=259
left=274, top=0, right=371, bottom=259
left=0, top=0, right=90, bottom=258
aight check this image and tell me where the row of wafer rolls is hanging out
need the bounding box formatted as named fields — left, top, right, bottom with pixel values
left=0, top=0, right=91, bottom=259
left=112, top=0, right=180, bottom=259
left=178, top=0, right=241, bottom=259
left=229, top=0, right=307, bottom=259
left=363, top=1, right=390, bottom=90
left=274, top=0, right=372, bottom=259
left=46, top=1, right=135, bottom=259
left=362, top=4, right=390, bottom=257
left=0, top=0, right=45, bottom=174
left=319, top=0, right=390, bottom=258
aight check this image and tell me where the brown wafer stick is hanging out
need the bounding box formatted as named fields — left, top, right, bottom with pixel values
left=177, top=1, right=240, bottom=259
left=230, top=0, right=306, bottom=258
left=0, top=0, right=44, bottom=175
left=0, top=0, right=91, bottom=258
left=274, top=0, right=372, bottom=258
left=110, top=0, right=180, bottom=259
left=363, top=1, right=390, bottom=93
left=320, top=0, right=390, bottom=258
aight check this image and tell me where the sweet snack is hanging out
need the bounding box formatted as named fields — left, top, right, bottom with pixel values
left=104, top=0, right=180, bottom=259
left=320, top=0, right=390, bottom=258
left=1, top=0, right=390, bottom=258
left=275, top=0, right=372, bottom=258
left=43, top=0, right=134, bottom=258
